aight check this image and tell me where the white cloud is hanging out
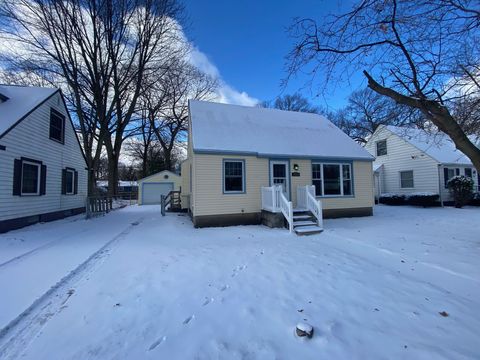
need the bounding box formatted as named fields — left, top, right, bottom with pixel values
left=188, top=46, right=258, bottom=106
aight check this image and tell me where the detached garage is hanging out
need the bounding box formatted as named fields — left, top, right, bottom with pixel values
left=137, top=170, right=181, bottom=205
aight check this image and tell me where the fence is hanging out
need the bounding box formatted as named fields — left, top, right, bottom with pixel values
left=86, top=196, right=113, bottom=218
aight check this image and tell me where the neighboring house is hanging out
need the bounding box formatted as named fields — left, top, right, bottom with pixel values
left=96, top=180, right=139, bottom=199
left=365, top=125, right=479, bottom=203
left=137, top=170, right=181, bottom=205
left=0, top=85, right=88, bottom=233
left=180, top=100, right=374, bottom=233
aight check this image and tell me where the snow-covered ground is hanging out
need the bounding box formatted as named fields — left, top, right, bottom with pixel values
left=0, top=205, right=479, bottom=359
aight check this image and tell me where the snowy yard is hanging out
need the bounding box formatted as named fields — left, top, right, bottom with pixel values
left=0, top=205, right=479, bottom=359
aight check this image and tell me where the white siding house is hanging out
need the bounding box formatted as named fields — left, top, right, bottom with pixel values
left=365, top=125, right=479, bottom=203
left=0, top=85, right=88, bottom=232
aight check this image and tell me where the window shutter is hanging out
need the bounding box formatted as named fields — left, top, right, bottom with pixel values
left=13, top=159, right=22, bottom=196
left=61, top=169, right=67, bottom=194
left=74, top=170, right=78, bottom=194
left=444, top=168, right=449, bottom=188
left=40, top=165, right=47, bottom=195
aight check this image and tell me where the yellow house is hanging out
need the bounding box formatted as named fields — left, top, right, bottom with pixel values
left=180, top=100, right=374, bottom=235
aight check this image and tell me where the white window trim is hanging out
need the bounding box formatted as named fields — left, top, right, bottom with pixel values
left=312, top=162, right=352, bottom=197
left=21, top=161, right=41, bottom=196
left=65, top=169, right=75, bottom=195
left=376, top=140, right=387, bottom=156
left=223, top=160, right=245, bottom=194
left=399, top=170, right=414, bottom=189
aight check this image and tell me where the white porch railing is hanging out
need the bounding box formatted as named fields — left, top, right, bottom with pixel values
left=297, top=185, right=323, bottom=229
left=261, top=185, right=293, bottom=233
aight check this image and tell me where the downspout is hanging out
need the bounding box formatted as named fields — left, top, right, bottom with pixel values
left=437, top=164, right=444, bottom=207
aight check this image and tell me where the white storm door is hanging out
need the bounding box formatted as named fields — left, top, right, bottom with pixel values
left=270, top=161, right=290, bottom=199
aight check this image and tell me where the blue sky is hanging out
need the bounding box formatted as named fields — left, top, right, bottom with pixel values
left=182, top=0, right=362, bottom=110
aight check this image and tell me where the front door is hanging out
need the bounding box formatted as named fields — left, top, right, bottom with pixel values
left=270, top=160, right=290, bottom=199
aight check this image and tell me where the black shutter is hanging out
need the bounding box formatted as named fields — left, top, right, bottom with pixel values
left=444, top=168, right=449, bottom=188
left=40, top=165, right=47, bottom=195
left=61, top=169, right=67, bottom=194
left=13, top=159, right=22, bottom=196
left=74, top=170, right=78, bottom=194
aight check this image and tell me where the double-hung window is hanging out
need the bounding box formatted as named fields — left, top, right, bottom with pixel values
left=400, top=170, right=414, bottom=188
left=62, top=168, right=78, bottom=195
left=444, top=167, right=460, bottom=188
left=65, top=169, right=75, bottom=195
left=223, top=160, right=245, bottom=193
left=21, top=161, right=41, bottom=195
left=13, top=158, right=46, bottom=196
left=376, top=140, right=387, bottom=156
left=49, top=108, right=65, bottom=143
left=465, top=168, right=473, bottom=178
left=312, top=163, right=352, bottom=196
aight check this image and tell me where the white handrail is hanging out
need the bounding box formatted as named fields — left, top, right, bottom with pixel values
left=305, top=186, right=323, bottom=229
left=261, top=185, right=293, bottom=232
left=278, top=189, right=293, bottom=233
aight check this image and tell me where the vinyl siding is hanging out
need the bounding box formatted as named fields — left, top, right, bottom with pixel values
left=0, top=92, right=87, bottom=221
left=191, top=154, right=374, bottom=217
left=137, top=171, right=181, bottom=205
left=321, top=161, right=374, bottom=209
left=365, top=127, right=441, bottom=196
left=180, top=159, right=191, bottom=209
left=193, top=154, right=269, bottom=216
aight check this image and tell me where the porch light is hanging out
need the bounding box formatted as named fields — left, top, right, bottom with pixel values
left=293, top=163, right=299, bottom=171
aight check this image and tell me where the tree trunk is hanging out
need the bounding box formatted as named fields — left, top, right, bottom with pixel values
left=106, top=153, right=120, bottom=198
left=363, top=71, right=480, bottom=171
left=164, top=147, right=173, bottom=171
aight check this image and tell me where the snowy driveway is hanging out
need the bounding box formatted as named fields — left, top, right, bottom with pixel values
left=0, top=205, right=479, bottom=359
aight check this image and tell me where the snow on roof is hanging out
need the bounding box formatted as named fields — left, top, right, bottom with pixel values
left=386, top=125, right=478, bottom=165
left=0, top=84, right=58, bottom=137
left=373, top=163, right=384, bottom=172
left=189, top=100, right=373, bottom=160
left=96, top=180, right=138, bottom=187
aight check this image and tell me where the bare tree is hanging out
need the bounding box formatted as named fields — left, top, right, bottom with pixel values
left=124, top=114, right=157, bottom=178
left=145, top=61, right=217, bottom=171
left=330, top=88, right=421, bottom=143
left=286, top=0, right=480, bottom=169
left=0, top=0, right=185, bottom=196
left=261, top=93, right=320, bottom=113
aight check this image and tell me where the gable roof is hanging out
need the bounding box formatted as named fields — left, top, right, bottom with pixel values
left=138, top=170, right=180, bottom=183
left=385, top=125, right=478, bottom=165
left=0, top=84, right=58, bottom=138
left=189, top=100, right=373, bottom=160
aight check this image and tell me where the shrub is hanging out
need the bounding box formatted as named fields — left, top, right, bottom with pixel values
left=447, top=175, right=474, bottom=208
left=379, top=193, right=406, bottom=205
left=407, top=193, right=440, bottom=207
left=470, top=192, right=480, bottom=206
left=379, top=192, right=440, bottom=207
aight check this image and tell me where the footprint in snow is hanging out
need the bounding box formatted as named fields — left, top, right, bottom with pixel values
left=148, top=336, right=167, bottom=351
left=220, top=285, right=229, bottom=292
left=202, top=297, right=214, bottom=306
left=183, top=315, right=195, bottom=324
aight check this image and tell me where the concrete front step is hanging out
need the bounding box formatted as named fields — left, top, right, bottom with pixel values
left=294, top=225, right=324, bottom=235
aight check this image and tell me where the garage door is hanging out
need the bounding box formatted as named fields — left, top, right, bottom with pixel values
left=142, top=183, right=174, bottom=205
